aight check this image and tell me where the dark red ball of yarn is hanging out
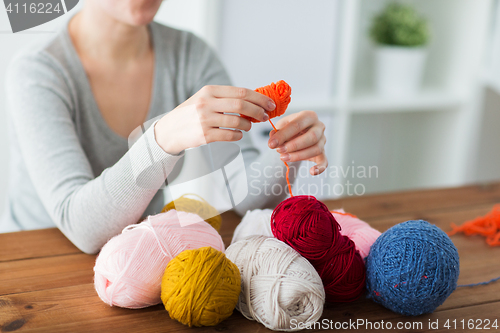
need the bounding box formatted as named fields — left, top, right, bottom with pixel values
left=271, top=195, right=366, bottom=302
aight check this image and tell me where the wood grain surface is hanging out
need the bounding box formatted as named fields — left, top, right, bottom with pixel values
left=1, top=183, right=499, bottom=332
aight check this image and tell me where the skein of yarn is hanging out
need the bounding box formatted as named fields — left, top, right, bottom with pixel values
left=161, top=247, right=241, bottom=327
left=231, top=209, right=273, bottom=244
left=366, top=220, right=460, bottom=316
left=226, top=236, right=325, bottom=332
left=271, top=195, right=366, bottom=302
left=162, top=193, right=222, bottom=231
left=331, top=209, right=381, bottom=259
left=93, top=210, right=225, bottom=309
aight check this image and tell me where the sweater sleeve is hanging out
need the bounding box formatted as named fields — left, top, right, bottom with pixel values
left=6, top=52, right=183, bottom=254
left=184, top=33, right=302, bottom=215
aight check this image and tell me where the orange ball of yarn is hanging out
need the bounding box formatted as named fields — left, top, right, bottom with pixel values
left=243, top=80, right=292, bottom=122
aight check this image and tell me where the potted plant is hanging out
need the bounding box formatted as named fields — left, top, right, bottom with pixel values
left=370, top=2, right=430, bottom=96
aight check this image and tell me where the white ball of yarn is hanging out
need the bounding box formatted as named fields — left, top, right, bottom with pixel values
left=231, top=209, right=273, bottom=244
left=226, top=235, right=325, bottom=331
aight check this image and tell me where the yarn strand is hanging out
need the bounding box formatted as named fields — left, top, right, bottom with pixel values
left=448, top=204, right=500, bottom=246
left=458, top=275, right=500, bottom=288
left=268, top=118, right=293, bottom=197
left=448, top=205, right=500, bottom=288
left=248, top=81, right=294, bottom=197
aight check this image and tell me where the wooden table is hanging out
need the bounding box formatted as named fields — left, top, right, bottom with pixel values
left=1, top=183, right=500, bottom=332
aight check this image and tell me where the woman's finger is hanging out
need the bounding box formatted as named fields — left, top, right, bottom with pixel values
left=274, top=111, right=300, bottom=129
left=201, top=85, right=276, bottom=112
left=203, top=98, right=268, bottom=122
left=209, top=113, right=252, bottom=132
left=276, top=124, right=324, bottom=154
left=269, top=111, right=318, bottom=148
left=279, top=136, right=326, bottom=162
left=204, top=128, right=243, bottom=143
left=310, top=153, right=328, bottom=175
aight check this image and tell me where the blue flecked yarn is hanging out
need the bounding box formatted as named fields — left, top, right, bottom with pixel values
left=365, top=220, right=460, bottom=316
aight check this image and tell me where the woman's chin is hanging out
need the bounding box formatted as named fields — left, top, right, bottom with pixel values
left=124, top=11, right=158, bottom=26
left=129, top=1, right=162, bottom=26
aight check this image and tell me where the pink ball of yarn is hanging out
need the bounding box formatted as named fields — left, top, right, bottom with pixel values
left=94, top=210, right=225, bottom=309
left=331, top=209, right=381, bottom=259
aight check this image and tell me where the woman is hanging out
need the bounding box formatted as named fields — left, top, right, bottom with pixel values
left=3, top=0, right=327, bottom=254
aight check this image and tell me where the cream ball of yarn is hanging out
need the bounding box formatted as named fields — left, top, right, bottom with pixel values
left=226, top=235, right=325, bottom=331
left=231, top=209, right=273, bottom=244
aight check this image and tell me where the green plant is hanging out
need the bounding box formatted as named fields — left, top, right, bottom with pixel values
left=370, top=2, right=430, bottom=47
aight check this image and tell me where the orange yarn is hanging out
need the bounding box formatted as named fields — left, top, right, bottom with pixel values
left=330, top=210, right=359, bottom=219
left=243, top=80, right=292, bottom=123
left=245, top=80, right=293, bottom=196
left=269, top=118, right=293, bottom=197
left=448, top=204, right=500, bottom=246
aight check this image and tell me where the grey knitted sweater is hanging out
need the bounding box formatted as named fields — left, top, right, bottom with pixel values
left=3, top=21, right=297, bottom=254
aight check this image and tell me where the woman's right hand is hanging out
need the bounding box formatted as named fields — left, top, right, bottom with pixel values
left=154, top=85, right=276, bottom=155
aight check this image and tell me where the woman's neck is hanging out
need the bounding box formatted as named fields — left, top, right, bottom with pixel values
left=68, top=3, right=152, bottom=65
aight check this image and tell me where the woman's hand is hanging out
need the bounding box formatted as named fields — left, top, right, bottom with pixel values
left=269, top=110, right=328, bottom=175
left=155, top=85, right=276, bottom=154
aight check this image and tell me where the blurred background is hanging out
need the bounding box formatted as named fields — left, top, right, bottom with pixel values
left=1, top=0, right=500, bottom=217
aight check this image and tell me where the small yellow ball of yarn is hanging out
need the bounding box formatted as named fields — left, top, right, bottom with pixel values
left=162, top=194, right=222, bottom=231
left=161, top=247, right=241, bottom=327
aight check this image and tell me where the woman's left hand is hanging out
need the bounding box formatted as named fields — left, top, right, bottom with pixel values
left=268, top=110, right=328, bottom=175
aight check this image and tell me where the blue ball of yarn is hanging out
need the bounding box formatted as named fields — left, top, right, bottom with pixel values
left=365, top=220, right=459, bottom=316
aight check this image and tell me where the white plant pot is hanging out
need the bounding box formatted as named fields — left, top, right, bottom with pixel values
left=375, top=46, right=428, bottom=97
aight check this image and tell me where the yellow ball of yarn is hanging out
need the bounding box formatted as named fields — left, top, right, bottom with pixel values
left=162, top=194, right=222, bottom=231
left=161, top=247, right=241, bottom=327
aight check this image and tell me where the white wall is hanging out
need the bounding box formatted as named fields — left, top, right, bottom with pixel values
left=477, top=0, right=500, bottom=182
left=217, top=0, right=339, bottom=104
left=154, top=0, right=220, bottom=48
left=475, top=87, right=500, bottom=182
